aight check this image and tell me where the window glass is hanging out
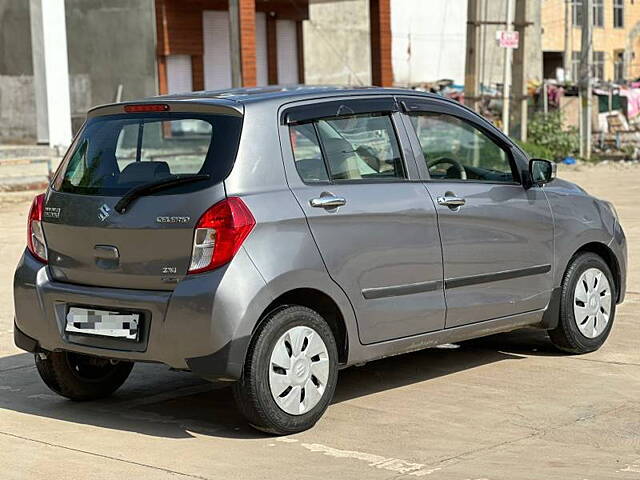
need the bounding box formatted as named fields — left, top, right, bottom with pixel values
left=316, top=114, right=405, bottom=181
left=115, top=119, right=212, bottom=175
left=54, top=113, right=241, bottom=195
left=572, top=0, right=604, bottom=27
left=409, top=113, right=514, bottom=183
left=289, top=124, right=329, bottom=182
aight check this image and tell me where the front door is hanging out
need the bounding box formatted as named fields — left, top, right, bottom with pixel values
left=402, top=100, right=554, bottom=328
left=281, top=101, right=446, bottom=344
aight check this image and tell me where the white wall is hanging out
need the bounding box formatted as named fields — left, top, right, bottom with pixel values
left=203, top=10, right=232, bottom=90
left=391, top=0, right=467, bottom=86
left=303, top=0, right=371, bottom=86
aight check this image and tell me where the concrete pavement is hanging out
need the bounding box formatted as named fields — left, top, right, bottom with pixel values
left=0, top=164, right=638, bottom=479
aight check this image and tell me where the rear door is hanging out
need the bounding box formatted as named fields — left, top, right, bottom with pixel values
left=280, top=98, right=446, bottom=344
left=43, top=107, right=242, bottom=291
left=400, top=97, right=554, bottom=328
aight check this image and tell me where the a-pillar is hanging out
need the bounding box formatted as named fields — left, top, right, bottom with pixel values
left=29, top=0, right=72, bottom=147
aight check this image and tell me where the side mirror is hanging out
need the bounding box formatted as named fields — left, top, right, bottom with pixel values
left=528, top=158, right=556, bottom=187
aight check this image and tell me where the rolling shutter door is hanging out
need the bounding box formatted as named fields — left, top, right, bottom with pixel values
left=203, top=10, right=232, bottom=90
left=276, top=19, right=299, bottom=84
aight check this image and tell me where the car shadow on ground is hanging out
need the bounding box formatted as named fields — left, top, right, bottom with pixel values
left=0, top=328, right=560, bottom=440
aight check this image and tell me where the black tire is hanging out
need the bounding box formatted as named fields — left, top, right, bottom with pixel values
left=35, top=351, right=134, bottom=401
left=549, top=252, right=616, bottom=354
left=233, top=306, right=339, bottom=435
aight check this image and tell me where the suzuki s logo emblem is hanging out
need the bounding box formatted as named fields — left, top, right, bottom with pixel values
left=98, top=204, right=111, bottom=222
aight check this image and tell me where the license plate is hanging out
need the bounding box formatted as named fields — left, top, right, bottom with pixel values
left=65, top=307, right=140, bottom=340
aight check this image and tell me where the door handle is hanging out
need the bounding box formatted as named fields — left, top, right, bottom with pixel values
left=310, top=195, right=347, bottom=209
left=437, top=195, right=466, bottom=208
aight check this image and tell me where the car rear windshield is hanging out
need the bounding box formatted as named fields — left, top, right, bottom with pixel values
left=52, top=112, right=242, bottom=195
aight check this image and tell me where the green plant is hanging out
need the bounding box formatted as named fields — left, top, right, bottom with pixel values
left=526, top=111, right=579, bottom=161
left=518, top=141, right=553, bottom=160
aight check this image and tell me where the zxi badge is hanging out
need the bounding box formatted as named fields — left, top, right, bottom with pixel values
left=98, top=203, right=111, bottom=222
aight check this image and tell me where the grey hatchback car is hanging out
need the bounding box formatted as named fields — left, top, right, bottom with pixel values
left=14, top=87, right=626, bottom=434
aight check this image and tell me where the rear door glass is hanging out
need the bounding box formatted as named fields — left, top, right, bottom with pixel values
left=289, top=113, right=406, bottom=183
left=53, top=113, right=242, bottom=195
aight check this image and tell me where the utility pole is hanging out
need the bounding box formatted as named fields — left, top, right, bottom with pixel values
left=464, top=0, right=481, bottom=111
left=563, top=0, right=572, bottom=82
left=501, top=0, right=515, bottom=135
left=511, top=0, right=536, bottom=142
left=579, top=0, right=593, bottom=159
left=228, top=0, right=242, bottom=88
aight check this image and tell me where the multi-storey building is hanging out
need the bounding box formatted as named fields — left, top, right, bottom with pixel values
left=542, top=0, right=640, bottom=82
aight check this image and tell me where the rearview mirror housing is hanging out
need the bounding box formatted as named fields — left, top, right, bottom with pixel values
left=527, top=158, right=556, bottom=187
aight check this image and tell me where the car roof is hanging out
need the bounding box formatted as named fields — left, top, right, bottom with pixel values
left=88, top=85, right=458, bottom=118
left=152, top=85, right=445, bottom=106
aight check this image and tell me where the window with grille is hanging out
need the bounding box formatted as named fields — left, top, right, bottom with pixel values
left=572, top=51, right=606, bottom=81
left=593, top=51, right=605, bottom=80
left=614, top=0, right=624, bottom=28
left=572, top=0, right=604, bottom=27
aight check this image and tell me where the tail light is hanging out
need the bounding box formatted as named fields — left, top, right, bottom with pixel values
left=27, top=193, right=48, bottom=263
left=188, top=197, right=255, bottom=274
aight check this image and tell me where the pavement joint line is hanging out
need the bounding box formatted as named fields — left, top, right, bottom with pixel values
left=568, top=357, right=640, bottom=367
left=0, top=430, right=214, bottom=480
left=417, top=402, right=634, bottom=471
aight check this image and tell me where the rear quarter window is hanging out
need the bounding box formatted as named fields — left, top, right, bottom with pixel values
left=53, top=113, right=242, bottom=195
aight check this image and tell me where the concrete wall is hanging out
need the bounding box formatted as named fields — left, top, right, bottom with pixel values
left=477, top=0, right=542, bottom=89
left=65, top=0, right=157, bottom=110
left=0, top=1, right=33, bottom=76
left=0, top=0, right=157, bottom=142
left=391, top=0, right=542, bottom=89
left=0, top=1, right=34, bottom=141
left=304, top=0, right=542, bottom=91
left=303, top=0, right=372, bottom=86
left=392, top=0, right=467, bottom=86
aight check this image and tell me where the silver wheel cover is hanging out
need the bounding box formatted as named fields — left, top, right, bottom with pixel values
left=573, top=267, right=612, bottom=339
left=268, top=326, right=330, bottom=415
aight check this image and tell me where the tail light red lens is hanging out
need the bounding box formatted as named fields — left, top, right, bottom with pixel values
left=188, top=197, right=255, bottom=274
left=27, top=193, right=48, bottom=263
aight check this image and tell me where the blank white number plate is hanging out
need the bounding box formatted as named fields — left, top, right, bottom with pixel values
left=65, top=307, right=140, bottom=340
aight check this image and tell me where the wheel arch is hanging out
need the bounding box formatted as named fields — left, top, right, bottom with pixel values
left=258, top=288, right=349, bottom=364
left=571, top=242, right=622, bottom=303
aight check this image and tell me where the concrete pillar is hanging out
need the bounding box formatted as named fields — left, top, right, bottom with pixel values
left=29, top=0, right=72, bottom=148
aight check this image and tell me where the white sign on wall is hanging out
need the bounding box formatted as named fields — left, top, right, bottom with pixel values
left=497, top=30, right=519, bottom=49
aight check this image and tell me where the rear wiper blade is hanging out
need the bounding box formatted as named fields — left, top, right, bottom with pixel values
left=114, top=174, right=211, bottom=214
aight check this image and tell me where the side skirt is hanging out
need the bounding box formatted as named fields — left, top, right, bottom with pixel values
left=345, top=309, right=544, bottom=367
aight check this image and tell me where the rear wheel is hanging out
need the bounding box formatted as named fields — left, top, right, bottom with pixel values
left=549, top=252, right=616, bottom=354
left=233, top=306, right=339, bottom=434
left=35, top=351, right=134, bottom=401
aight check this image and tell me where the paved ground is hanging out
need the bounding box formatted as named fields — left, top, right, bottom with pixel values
left=0, top=164, right=639, bottom=479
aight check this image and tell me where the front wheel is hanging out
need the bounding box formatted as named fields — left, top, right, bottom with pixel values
left=233, top=306, right=339, bottom=434
left=35, top=351, right=134, bottom=401
left=549, top=252, right=616, bottom=354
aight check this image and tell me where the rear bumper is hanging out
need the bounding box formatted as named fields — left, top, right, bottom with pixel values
left=13, top=248, right=268, bottom=381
